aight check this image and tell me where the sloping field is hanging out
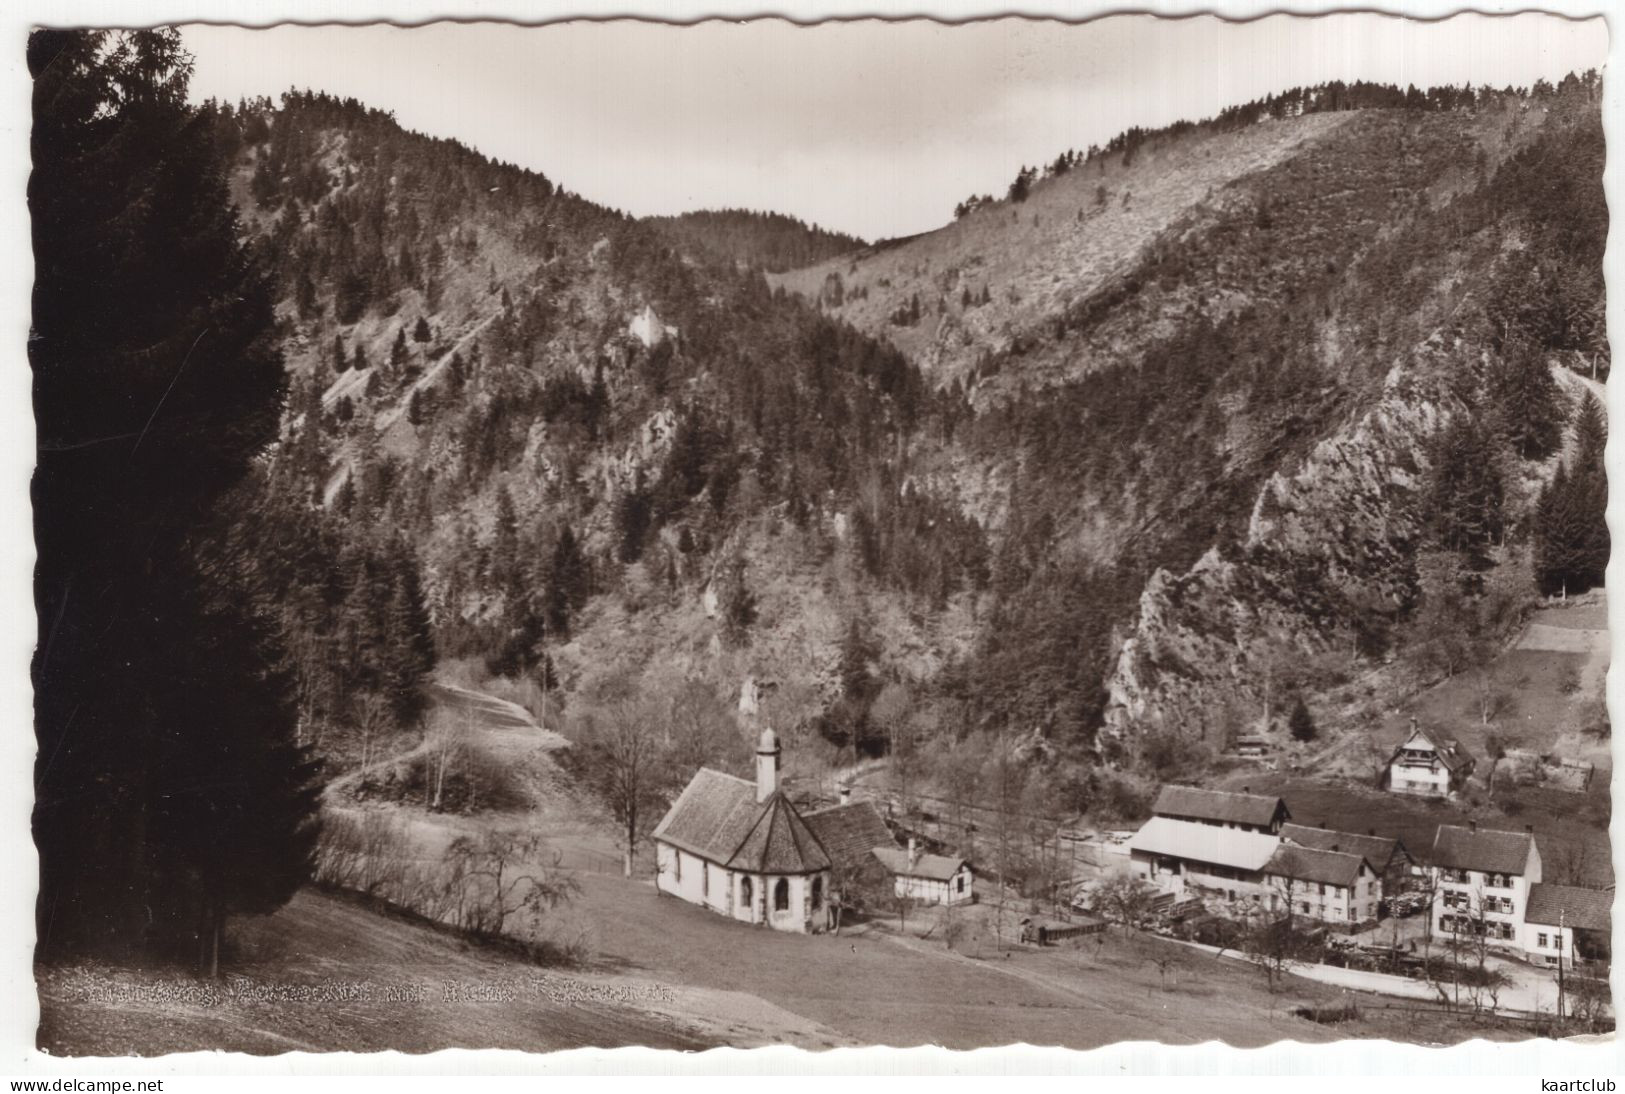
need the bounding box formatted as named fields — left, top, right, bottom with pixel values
left=570, top=873, right=1518, bottom=1049
left=36, top=888, right=842, bottom=1056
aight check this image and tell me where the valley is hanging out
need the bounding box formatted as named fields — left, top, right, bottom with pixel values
left=28, top=23, right=1610, bottom=1058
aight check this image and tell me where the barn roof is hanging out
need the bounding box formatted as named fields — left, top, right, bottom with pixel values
left=652, top=768, right=831, bottom=874
left=1151, top=785, right=1289, bottom=828
left=1525, top=884, right=1612, bottom=933
left=1430, top=824, right=1536, bottom=876
left=1127, top=816, right=1279, bottom=873
left=873, top=846, right=965, bottom=882
left=1264, top=844, right=1370, bottom=889
left=804, top=799, right=897, bottom=871
left=1280, top=824, right=1406, bottom=869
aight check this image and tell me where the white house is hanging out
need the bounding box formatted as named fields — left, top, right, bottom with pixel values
left=1385, top=720, right=1475, bottom=798
left=1520, top=882, right=1612, bottom=969
left=1263, top=844, right=1381, bottom=926
left=651, top=727, right=833, bottom=933
left=1280, top=823, right=1413, bottom=900
left=1429, top=822, right=1541, bottom=951
left=873, top=840, right=975, bottom=905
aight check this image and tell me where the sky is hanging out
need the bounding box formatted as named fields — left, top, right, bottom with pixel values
left=179, top=14, right=1606, bottom=241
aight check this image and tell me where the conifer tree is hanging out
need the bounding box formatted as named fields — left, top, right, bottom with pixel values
left=1534, top=393, right=1608, bottom=597
left=491, top=485, right=521, bottom=594
left=1288, top=696, right=1316, bottom=741
left=31, top=27, right=319, bottom=963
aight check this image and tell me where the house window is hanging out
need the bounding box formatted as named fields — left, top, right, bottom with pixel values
left=812, top=876, right=823, bottom=907
left=957, top=875, right=966, bottom=893
left=774, top=878, right=790, bottom=912
left=1300, top=902, right=1310, bottom=914
left=740, top=876, right=753, bottom=910
left=1538, top=932, right=1549, bottom=948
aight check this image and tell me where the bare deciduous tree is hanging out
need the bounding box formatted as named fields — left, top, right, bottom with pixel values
left=1094, top=870, right=1156, bottom=934
left=443, top=827, right=579, bottom=938
left=351, top=690, right=393, bottom=773
left=568, top=697, right=665, bottom=877
left=424, top=706, right=473, bottom=813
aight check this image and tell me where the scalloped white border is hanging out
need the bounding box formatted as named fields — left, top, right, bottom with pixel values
left=1, top=0, right=1617, bottom=1080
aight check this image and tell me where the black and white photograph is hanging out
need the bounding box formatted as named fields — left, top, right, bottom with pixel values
left=16, top=2, right=1617, bottom=1069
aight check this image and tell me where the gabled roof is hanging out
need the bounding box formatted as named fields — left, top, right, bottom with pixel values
left=1390, top=724, right=1476, bottom=775
left=652, top=768, right=762, bottom=862
left=804, top=799, right=897, bottom=871
left=1152, top=785, right=1289, bottom=828
left=1526, top=883, right=1612, bottom=933
left=1280, top=824, right=1407, bottom=870
left=1264, top=844, right=1370, bottom=889
left=1127, top=816, right=1280, bottom=873
left=1430, top=824, right=1535, bottom=876
left=873, top=846, right=966, bottom=882
left=652, top=767, right=830, bottom=874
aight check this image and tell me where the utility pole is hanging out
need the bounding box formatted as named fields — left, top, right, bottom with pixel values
left=1557, top=908, right=1567, bottom=1021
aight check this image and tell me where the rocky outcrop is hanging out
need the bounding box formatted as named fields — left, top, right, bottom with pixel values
left=1100, top=354, right=1457, bottom=755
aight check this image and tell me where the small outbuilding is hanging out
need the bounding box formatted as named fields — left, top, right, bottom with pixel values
left=873, top=840, right=975, bottom=906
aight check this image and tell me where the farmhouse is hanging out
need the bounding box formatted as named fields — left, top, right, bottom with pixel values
left=1520, top=882, right=1612, bottom=970
left=873, top=840, right=975, bottom=905
left=1429, top=822, right=1541, bottom=950
left=1385, top=720, right=1475, bottom=798
left=652, top=728, right=834, bottom=934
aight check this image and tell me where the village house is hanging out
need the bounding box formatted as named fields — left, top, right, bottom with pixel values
left=652, top=728, right=834, bottom=933
left=873, top=839, right=975, bottom=905
left=1385, top=719, right=1475, bottom=798
left=1279, top=823, right=1413, bottom=902
left=1429, top=822, right=1541, bottom=950
left=1128, top=788, right=1404, bottom=927
left=1262, top=843, right=1381, bottom=926
left=1520, top=882, right=1612, bottom=970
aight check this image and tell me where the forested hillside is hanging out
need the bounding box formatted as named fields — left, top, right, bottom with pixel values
left=647, top=209, right=865, bottom=272
left=211, top=71, right=1605, bottom=832
left=776, top=74, right=1606, bottom=767
left=211, top=90, right=985, bottom=787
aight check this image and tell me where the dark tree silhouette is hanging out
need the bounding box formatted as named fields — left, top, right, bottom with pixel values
left=30, top=28, right=320, bottom=965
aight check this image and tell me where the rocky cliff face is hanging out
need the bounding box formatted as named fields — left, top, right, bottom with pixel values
left=1099, top=346, right=1456, bottom=751
left=1100, top=338, right=1595, bottom=757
